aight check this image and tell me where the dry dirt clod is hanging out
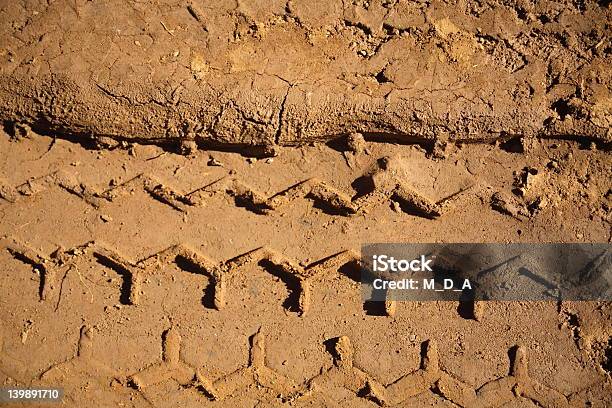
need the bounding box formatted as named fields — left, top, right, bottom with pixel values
left=491, top=191, right=526, bottom=219
left=346, top=133, right=366, bottom=154
left=8, top=123, right=33, bottom=141
left=179, top=140, right=198, bottom=155
left=527, top=196, right=549, bottom=215
left=514, top=167, right=540, bottom=196
left=391, top=200, right=402, bottom=213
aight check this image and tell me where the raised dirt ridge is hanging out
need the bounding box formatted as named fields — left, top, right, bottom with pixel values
left=0, top=0, right=611, bottom=150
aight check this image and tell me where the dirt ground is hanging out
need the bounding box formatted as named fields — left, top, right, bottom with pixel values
left=0, top=0, right=610, bottom=147
left=0, top=0, right=611, bottom=407
left=0, top=129, right=610, bottom=407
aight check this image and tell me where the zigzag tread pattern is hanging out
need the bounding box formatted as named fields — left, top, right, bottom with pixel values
left=10, top=236, right=603, bottom=324
left=0, top=236, right=403, bottom=318
left=2, top=325, right=608, bottom=407
left=0, top=156, right=479, bottom=219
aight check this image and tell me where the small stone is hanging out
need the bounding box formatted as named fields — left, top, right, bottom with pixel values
left=207, top=156, right=223, bottom=167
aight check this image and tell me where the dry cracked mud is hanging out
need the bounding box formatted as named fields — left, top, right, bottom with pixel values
left=0, top=0, right=611, bottom=149
left=0, top=1, right=611, bottom=408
